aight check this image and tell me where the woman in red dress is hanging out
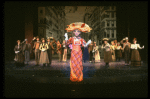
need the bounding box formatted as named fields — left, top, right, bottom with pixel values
left=65, top=22, right=92, bottom=82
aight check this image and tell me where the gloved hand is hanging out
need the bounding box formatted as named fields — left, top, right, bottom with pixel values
left=64, top=33, right=68, bottom=41
left=142, top=45, right=144, bottom=49
left=85, top=40, right=91, bottom=47
left=15, top=51, right=19, bottom=53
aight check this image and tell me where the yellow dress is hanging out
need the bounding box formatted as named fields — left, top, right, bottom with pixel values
left=93, top=46, right=100, bottom=62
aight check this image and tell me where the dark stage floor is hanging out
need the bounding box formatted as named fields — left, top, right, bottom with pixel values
left=4, top=59, right=148, bottom=98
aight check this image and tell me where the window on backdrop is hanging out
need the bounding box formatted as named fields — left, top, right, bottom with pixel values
left=107, top=33, right=110, bottom=38
left=112, top=31, right=114, bottom=38
left=112, top=21, right=114, bottom=26
left=104, top=32, right=106, bottom=38
left=107, top=30, right=110, bottom=38
left=107, top=21, right=109, bottom=26
left=112, top=6, right=114, bottom=10
left=112, top=12, right=114, bottom=18
left=40, top=10, right=43, bottom=14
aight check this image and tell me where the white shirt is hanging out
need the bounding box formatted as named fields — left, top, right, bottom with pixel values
left=131, top=44, right=142, bottom=49
left=116, top=46, right=122, bottom=50
left=101, top=43, right=111, bottom=51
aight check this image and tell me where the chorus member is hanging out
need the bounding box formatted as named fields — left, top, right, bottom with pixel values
left=114, top=39, right=118, bottom=59
left=101, top=38, right=112, bottom=67
left=88, top=41, right=93, bottom=63
left=22, top=39, right=32, bottom=65
left=14, top=40, right=24, bottom=66
left=130, top=38, right=144, bottom=66
left=120, top=38, right=126, bottom=59
left=115, top=42, right=123, bottom=61
left=33, top=36, right=41, bottom=66
left=39, top=38, right=49, bottom=67
left=47, top=37, right=54, bottom=66
left=122, top=37, right=131, bottom=65
left=114, top=40, right=118, bottom=46
left=56, top=40, right=62, bottom=62
left=110, top=41, right=116, bottom=61
left=62, top=40, right=67, bottom=62
left=92, top=42, right=100, bottom=62
left=65, top=22, right=92, bottom=82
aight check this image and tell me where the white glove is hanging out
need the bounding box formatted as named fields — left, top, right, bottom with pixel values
left=64, top=33, right=68, bottom=41
left=86, top=40, right=91, bottom=47
left=33, top=37, right=36, bottom=40
left=142, top=45, right=144, bottom=49
left=15, top=51, right=19, bottom=53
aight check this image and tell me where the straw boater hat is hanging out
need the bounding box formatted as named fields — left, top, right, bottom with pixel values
left=65, top=22, right=92, bottom=33
left=133, top=38, right=137, bottom=41
left=125, top=37, right=128, bottom=40
left=103, top=38, right=109, bottom=41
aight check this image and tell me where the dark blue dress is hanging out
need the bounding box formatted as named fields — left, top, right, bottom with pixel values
left=83, top=47, right=89, bottom=63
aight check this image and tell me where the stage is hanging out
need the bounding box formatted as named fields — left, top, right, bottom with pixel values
left=4, top=59, right=148, bottom=97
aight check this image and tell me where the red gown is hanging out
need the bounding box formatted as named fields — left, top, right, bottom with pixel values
left=67, top=37, right=86, bottom=82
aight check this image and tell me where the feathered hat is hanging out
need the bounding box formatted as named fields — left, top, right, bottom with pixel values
left=65, top=22, right=92, bottom=33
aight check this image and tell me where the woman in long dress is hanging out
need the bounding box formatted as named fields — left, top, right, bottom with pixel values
left=110, top=41, right=116, bottom=62
left=130, top=38, right=144, bottom=66
left=56, top=40, right=62, bottom=62
left=65, top=22, right=92, bottom=82
left=62, top=40, right=67, bottom=62
left=39, top=38, right=49, bottom=66
left=14, top=40, right=24, bottom=66
left=92, top=42, right=100, bottom=62
left=115, top=42, right=123, bottom=61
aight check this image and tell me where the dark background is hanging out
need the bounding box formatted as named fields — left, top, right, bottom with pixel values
left=4, top=1, right=148, bottom=62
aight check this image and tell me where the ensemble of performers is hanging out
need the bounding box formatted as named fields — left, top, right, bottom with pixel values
left=14, top=22, right=144, bottom=82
